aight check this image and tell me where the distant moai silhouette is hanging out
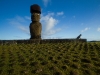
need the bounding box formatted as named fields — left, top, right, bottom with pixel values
left=29, top=4, right=42, bottom=39
left=76, top=34, right=82, bottom=39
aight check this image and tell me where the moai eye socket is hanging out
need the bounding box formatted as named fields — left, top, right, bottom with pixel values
left=37, top=14, right=40, bottom=15
left=31, top=13, right=40, bottom=16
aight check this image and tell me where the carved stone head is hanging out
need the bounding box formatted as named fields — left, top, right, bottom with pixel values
left=31, top=13, right=40, bottom=22
left=30, top=4, right=41, bottom=22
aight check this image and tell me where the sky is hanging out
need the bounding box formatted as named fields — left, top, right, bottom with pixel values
left=0, top=0, right=100, bottom=41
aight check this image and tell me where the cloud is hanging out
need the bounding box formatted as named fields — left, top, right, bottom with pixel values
left=8, top=12, right=62, bottom=39
left=97, top=28, right=100, bottom=32
left=14, top=36, right=22, bottom=38
left=12, top=15, right=26, bottom=22
left=41, top=12, right=61, bottom=38
left=42, top=0, right=51, bottom=7
left=73, top=16, right=76, bottom=18
left=25, top=16, right=31, bottom=20
left=18, top=26, right=29, bottom=35
left=8, top=16, right=30, bottom=35
left=57, top=12, right=64, bottom=16
left=81, top=27, right=90, bottom=32
left=7, top=15, right=28, bottom=24
left=81, top=23, right=84, bottom=25
left=44, top=17, right=58, bottom=31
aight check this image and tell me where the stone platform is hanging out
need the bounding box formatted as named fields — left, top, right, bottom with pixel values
left=0, top=39, right=87, bottom=45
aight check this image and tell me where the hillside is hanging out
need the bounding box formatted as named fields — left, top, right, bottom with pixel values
left=0, top=42, right=100, bottom=75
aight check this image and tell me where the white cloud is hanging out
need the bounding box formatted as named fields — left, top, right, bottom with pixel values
left=25, top=16, right=31, bottom=20
left=81, top=27, right=90, bottom=32
left=42, top=0, right=51, bottom=7
left=73, top=16, right=76, bottom=18
left=8, top=16, right=30, bottom=35
left=81, top=23, right=84, bottom=25
left=41, top=12, right=61, bottom=38
left=15, top=15, right=26, bottom=22
left=14, top=36, right=22, bottom=38
left=8, top=12, right=62, bottom=39
left=18, top=26, right=29, bottom=34
left=7, top=16, right=25, bottom=23
left=57, top=12, right=64, bottom=16
left=46, top=17, right=58, bottom=31
left=97, top=28, right=100, bottom=32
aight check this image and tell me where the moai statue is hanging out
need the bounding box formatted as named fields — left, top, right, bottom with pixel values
left=29, top=4, right=42, bottom=39
left=76, top=34, right=82, bottom=39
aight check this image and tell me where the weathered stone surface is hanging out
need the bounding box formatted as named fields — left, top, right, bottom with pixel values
left=29, top=4, right=42, bottom=39
left=30, top=22, right=42, bottom=39
left=31, top=13, right=40, bottom=22
left=30, top=4, right=41, bottom=14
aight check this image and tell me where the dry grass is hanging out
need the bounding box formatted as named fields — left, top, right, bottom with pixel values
left=0, top=42, right=100, bottom=75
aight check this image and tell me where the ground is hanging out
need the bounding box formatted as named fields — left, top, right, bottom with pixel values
left=0, top=42, right=100, bottom=75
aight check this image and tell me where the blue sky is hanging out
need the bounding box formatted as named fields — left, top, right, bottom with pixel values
left=0, top=0, right=100, bottom=41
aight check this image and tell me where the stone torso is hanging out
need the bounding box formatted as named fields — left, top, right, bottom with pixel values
left=30, top=22, right=41, bottom=37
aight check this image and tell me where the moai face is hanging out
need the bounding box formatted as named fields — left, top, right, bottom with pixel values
left=31, top=13, right=40, bottom=22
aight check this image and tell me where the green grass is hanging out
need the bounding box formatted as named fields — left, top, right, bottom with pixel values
left=0, top=42, right=100, bottom=75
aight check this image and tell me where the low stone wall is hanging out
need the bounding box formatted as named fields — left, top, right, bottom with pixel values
left=0, top=39, right=87, bottom=45
left=40, top=39, right=87, bottom=44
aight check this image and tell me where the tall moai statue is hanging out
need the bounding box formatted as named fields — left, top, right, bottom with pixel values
left=29, top=4, right=42, bottom=39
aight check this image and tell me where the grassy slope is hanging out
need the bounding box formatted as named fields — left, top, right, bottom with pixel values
left=0, top=42, right=100, bottom=75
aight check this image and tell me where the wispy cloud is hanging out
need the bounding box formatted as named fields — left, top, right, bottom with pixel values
left=18, top=26, right=29, bottom=34
left=73, top=16, right=76, bottom=18
left=81, top=27, right=90, bottom=32
left=8, top=16, right=30, bottom=35
left=25, top=16, right=31, bottom=20
left=97, top=27, right=100, bottom=32
left=14, top=36, right=22, bottom=38
left=7, top=13, right=62, bottom=39
left=81, top=23, right=84, bottom=25
left=9, top=15, right=26, bottom=22
left=57, top=11, right=64, bottom=16
left=42, top=0, right=51, bottom=7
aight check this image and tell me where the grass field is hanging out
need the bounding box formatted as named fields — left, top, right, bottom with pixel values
left=0, top=42, right=100, bottom=75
